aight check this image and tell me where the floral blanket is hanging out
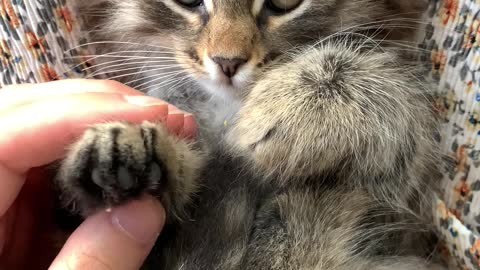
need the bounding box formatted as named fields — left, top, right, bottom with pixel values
left=0, top=0, right=479, bottom=269
left=422, top=0, right=480, bottom=268
left=0, top=0, right=90, bottom=85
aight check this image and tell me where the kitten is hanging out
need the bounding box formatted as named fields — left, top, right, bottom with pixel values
left=56, top=0, right=443, bottom=269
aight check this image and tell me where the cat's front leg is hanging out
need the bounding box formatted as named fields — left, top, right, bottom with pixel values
left=56, top=121, right=205, bottom=219
left=227, top=42, right=438, bottom=202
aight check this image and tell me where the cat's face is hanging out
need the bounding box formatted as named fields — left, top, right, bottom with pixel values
left=157, top=0, right=337, bottom=95
left=91, top=0, right=425, bottom=97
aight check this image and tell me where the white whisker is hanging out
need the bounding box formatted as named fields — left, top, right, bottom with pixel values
left=141, top=74, right=192, bottom=93
left=88, top=62, right=182, bottom=77
left=127, top=70, right=186, bottom=89
left=67, top=41, right=177, bottom=52
left=89, top=65, right=181, bottom=79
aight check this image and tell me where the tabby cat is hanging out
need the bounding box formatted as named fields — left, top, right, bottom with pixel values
left=56, top=0, right=443, bottom=269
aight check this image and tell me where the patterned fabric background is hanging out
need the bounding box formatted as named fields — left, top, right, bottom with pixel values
left=0, top=0, right=91, bottom=86
left=1, top=0, right=480, bottom=269
left=422, top=0, right=480, bottom=268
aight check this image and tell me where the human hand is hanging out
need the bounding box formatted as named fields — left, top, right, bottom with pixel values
left=0, top=79, right=196, bottom=269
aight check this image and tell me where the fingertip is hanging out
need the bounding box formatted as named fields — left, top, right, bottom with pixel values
left=165, top=104, right=198, bottom=139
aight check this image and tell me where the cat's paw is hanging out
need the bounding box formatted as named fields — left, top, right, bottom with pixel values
left=56, top=121, right=178, bottom=215
left=227, top=44, right=431, bottom=181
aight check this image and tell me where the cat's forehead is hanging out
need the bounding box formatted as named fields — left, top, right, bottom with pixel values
left=155, top=0, right=321, bottom=18
left=206, top=0, right=254, bottom=8
left=201, top=0, right=326, bottom=14
left=203, top=0, right=254, bottom=16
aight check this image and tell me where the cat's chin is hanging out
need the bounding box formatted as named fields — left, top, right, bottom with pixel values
left=198, top=78, right=248, bottom=101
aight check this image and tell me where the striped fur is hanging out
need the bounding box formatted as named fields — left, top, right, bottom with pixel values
left=55, top=1, right=444, bottom=269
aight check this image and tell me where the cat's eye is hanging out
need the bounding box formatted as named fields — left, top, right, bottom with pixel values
left=266, top=0, right=303, bottom=13
left=176, top=0, right=203, bottom=8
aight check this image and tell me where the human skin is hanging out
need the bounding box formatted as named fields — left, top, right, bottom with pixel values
left=0, top=79, right=196, bottom=270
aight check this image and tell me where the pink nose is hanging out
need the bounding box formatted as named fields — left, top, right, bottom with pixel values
left=212, top=57, right=247, bottom=78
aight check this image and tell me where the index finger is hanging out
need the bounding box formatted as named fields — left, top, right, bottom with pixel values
left=0, top=92, right=170, bottom=217
left=0, top=80, right=143, bottom=112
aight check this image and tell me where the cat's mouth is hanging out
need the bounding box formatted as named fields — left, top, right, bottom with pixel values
left=198, top=52, right=281, bottom=97
left=203, top=55, right=254, bottom=87
left=197, top=78, right=248, bottom=100
left=197, top=64, right=255, bottom=99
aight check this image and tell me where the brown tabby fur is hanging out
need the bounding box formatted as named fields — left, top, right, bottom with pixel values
left=55, top=0, right=445, bottom=269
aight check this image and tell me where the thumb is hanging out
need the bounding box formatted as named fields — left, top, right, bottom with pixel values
left=49, top=196, right=165, bottom=270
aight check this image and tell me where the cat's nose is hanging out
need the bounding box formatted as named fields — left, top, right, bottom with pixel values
left=212, top=57, right=247, bottom=78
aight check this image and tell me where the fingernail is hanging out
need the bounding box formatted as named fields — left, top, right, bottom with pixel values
left=124, top=95, right=168, bottom=107
left=111, top=197, right=165, bottom=245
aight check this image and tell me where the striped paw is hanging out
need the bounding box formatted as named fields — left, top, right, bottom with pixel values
left=56, top=121, right=168, bottom=215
